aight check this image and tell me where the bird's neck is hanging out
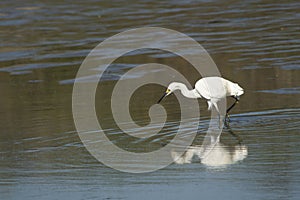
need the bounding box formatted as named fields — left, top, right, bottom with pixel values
left=179, top=84, right=201, bottom=99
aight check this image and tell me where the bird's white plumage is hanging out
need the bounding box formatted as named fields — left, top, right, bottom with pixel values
left=164, top=76, right=244, bottom=113
left=195, top=77, right=243, bottom=100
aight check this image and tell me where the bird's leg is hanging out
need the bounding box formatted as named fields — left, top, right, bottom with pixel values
left=227, top=96, right=239, bottom=113
left=225, top=115, right=230, bottom=127
left=225, top=125, right=243, bottom=144
left=226, top=96, right=239, bottom=123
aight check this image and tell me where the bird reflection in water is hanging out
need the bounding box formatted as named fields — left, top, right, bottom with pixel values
left=171, top=127, right=247, bottom=167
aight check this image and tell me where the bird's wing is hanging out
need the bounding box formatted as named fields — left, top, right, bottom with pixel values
left=195, top=77, right=226, bottom=99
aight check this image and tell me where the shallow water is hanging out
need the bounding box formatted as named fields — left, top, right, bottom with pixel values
left=1, top=0, right=300, bottom=199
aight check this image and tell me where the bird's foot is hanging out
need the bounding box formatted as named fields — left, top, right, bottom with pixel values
left=225, top=113, right=230, bottom=127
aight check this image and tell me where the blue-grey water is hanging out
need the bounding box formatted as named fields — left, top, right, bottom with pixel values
left=0, top=0, right=300, bottom=200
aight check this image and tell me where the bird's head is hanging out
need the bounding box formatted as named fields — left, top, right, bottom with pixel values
left=157, top=82, right=181, bottom=103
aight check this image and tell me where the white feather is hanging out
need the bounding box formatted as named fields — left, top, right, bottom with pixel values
left=164, top=76, right=244, bottom=115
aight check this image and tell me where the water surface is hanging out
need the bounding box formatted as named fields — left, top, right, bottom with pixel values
left=0, top=0, right=300, bottom=199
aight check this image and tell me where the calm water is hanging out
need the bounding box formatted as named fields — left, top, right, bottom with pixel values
left=1, top=0, right=300, bottom=199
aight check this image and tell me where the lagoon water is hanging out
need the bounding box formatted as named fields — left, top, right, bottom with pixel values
left=0, top=0, right=300, bottom=199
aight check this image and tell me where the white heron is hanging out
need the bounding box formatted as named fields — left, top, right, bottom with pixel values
left=157, top=77, right=244, bottom=121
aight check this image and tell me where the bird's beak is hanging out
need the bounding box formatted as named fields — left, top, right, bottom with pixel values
left=157, top=89, right=171, bottom=104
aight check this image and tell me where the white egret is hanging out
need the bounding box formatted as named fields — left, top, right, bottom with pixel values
left=157, top=77, right=244, bottom=120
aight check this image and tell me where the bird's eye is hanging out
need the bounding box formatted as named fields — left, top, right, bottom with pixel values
left=166, top=89, right=171, bottom=93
